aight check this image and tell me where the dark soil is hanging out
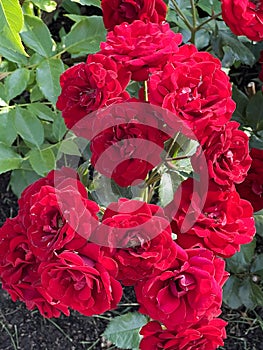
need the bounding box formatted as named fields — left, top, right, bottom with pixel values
left=0, top=172, right=263, bottom=349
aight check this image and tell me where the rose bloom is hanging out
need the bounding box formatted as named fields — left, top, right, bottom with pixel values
left=146, top=44, right=235, bottom=140
left=168, top=178, right=256, bottom=258
left=92, top=198, right=186, bottom=285
left=101, top=0, right=167, bottom=31
left=139, top=318, right=227, bottom=350
left=39, top=243, right=123, bottom=316
left=236, top=148, right=263, bottom=212
left=0, top=218, right=69, bottom=318
left=90, top=103, right=169, bottom=187
left=135, top=247, right=228, bottom=330
left=221, top=0, right=263, bottom=41
left=56, top=53, right=130, bottom=130
left=192, top=121, right=251, bottom=186
left=18, top=168, right=99, bottom=260
left=100, top=21, right=182, bottom=81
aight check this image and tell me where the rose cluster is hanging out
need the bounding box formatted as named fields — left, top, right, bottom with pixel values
left=0, top=0, right=260, bottom=349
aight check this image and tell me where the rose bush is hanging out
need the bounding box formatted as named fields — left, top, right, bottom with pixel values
left=101, top=0, right=167, bottom=31
left=0, top=169, right=124, bottom=318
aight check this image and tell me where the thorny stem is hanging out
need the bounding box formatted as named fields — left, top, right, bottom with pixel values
left=190, top=0, right=197, bottom=43
left=170, top=0, right=193, bottom=31
left=195, top=12, right=222, bottom=31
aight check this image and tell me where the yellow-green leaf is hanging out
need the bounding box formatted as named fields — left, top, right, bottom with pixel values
left=0, top=0, right=28, bottom=58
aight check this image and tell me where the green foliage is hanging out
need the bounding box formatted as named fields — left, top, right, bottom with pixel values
left=21, top=15, right=54, bottom=57
left=0, top=0, right=28, bottom=60
left=31, top=0, right=58, bottom=12
left=71, top=0, right=101, bottom=6
left=63, top=17, right=106, bottom=55
left=224, top=240, right=263, bottom=310
left=36, top=58, right=64, bottom=104
left=103, top=312, right=148, bottom=350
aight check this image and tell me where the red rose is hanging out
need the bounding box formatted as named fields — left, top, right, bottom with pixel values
left=92, top=198, right=186, bottom=285
left=100, top=21, right=182, bottom=81
left=146, top=45, right=235, bottom=140
left=192, top=121, right=251, bottom=186
left=56, top=53, right=130, bottom=130
left=168, top=178, right=256, bottom=258
left=18, top=169, right=99, bottom=260
left=236, top=148, right=263, bottom=212
left=221, top=0, right=263, bottom=41
left=135, top=247, right=228, bottom=330
left=90, top=103, right=169, bottom=186
left=139, top=318, right=227, bottom=350
left=0, top=218, right=69, bottom=318
left=39, top=243, right=123, bottom=316
left=101, top=0, right=167, bottom=31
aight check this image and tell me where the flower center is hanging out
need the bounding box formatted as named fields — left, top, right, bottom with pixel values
left=170, top=273, right=196, bottom=297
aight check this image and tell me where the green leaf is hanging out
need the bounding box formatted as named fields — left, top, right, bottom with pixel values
left=226, top=239, right=256, bottom=274
left=0, top=83, right=8, bottom=106
left=20, top=15, right=54, bottom=57
left=36, top=58, right=64, bottom=105
left=213, top=30, right=255, bottom=67
left=10, top=168, right=40, bottom=197
left=232, top=84, right=249, bottom=125
left=29, top=147, right=55, bottom=176
left=250, top=131, right=263, bottom=150
left=251, top=254, right=263, bottom=278
left=223, top=275, right=243, bottom=309
left=246, top=92, right=263, bottom=132
left=28, top=103, right=55, bottom=122
left=62, top=0, right=81, bottom=14
left=64, top=14, right=89, bottom=22
left=0, top=109, right=17, bottom=146
left=0, top=141, right=22, bottom=174
left=64, top=17, right=106, bottom=55
left=103, top=312, right=148, bottom=350
left=31, top=0, right=58, bottom=12
left=52, top=112, right=67, bottom=141
left=71, top=0, right=101, bottom=6
left=30, top=84, right=44, bottom=102
left=91, top=174, right=132, bottom=207
left=59, top=139, right=81, bottom=156
left=0, top=0, right=28, bottom=58
left=14, top=107, right=44, bottom=147
left=159, top=172, right=184, bottom=207
left=238, top=277, right=263, bottom=309
left=254, top=210, right=263, bottom=237
left=4, top=68, right=30, bottom=101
